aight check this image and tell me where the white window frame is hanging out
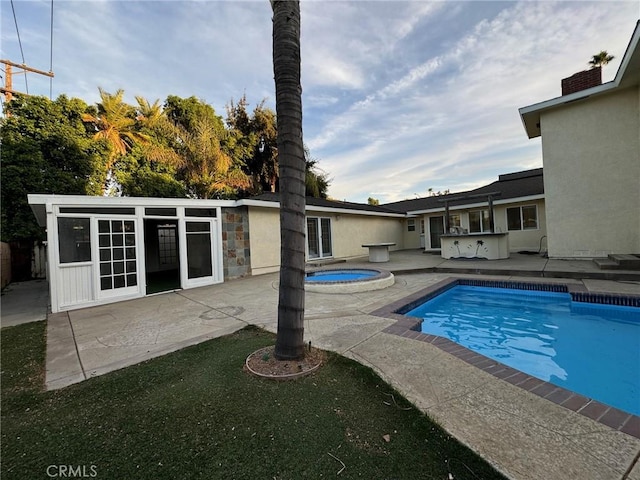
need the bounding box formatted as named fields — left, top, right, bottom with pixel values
left=506, top=205, right=539, bottom=231
left=468, top=209, right=490, bottom=233
left=306, top=216, right=333, bottom=259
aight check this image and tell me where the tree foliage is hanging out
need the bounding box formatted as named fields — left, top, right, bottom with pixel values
left=0, top=95, right=106, bottom=241
left=588, top=51, right=614, bottom=68
left=1, top=87, right=331, bottom=242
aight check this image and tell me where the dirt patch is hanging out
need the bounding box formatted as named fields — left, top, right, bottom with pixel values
left=245, top=345, right=325, bottom=380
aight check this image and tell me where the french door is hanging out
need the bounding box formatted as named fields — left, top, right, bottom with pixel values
left=307, top=217, right=332, bottom=259
left=97, top=219, right=139, bottom=298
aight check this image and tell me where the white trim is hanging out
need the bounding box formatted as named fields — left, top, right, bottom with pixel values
left=505, top=204, right=540, bottom=232
left=238, top=198, right=404, bottom=218
left=306, top=216, right=333, bottom=260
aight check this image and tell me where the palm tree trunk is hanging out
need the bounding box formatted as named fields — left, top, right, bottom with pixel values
left=272, top=0, right=306, bottom=360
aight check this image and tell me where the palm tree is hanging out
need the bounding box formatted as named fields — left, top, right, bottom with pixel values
left=82, top=88, right=148, bottom=194
left=589, top=51, right=614, bottom=68
left=170, top=118, right=250, bottom=199
left=272, top=0, right=306, bottom=360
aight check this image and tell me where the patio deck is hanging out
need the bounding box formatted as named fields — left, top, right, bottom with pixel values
left=3, top=250, right=640, bottom=479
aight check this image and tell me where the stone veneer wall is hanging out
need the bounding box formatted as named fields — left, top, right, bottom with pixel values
left=221, top=207, right=251, bottom=279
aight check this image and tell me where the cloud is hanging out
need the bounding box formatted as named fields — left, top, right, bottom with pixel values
left=307, top=1, right=638, bottom=203
left=2, top=0, right=637, bottom=205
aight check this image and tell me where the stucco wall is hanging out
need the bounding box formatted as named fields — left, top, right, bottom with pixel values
left=540, top=86, right=640, bottom=258
left=493, top=201, right=547, bottom=253
left=247, top=207, right=281, bottom=275
left=247, top=206, right=404, bottom=275
left=330, top=212, right=404, bottom=258
left=422, top=200, right=547, bottom=253
left=402, top=218, right=423, bottom=249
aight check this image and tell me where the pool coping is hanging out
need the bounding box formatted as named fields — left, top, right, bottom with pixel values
left=370, top=276, right=640, bottom=439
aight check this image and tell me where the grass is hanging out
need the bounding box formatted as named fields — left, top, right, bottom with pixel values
left=1, top=322, right=507, bottom=480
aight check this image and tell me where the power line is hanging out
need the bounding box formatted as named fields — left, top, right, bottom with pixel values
left=10, top=0, right=28, bottom=94
left=49, top=0, right=54, bottom=99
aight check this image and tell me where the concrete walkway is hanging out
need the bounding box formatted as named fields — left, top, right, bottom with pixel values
left=0, top=279, right=49, bottom=327
left=14, top=252, right=640, bottom=479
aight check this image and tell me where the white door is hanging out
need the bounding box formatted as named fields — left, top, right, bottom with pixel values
left=180, top=219, right=220, bottom=288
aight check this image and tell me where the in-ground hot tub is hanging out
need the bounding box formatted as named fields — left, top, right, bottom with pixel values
left=305, top=268, right=395, bottom=293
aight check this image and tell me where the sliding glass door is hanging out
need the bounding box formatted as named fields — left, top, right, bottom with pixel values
left=307, top=217, right=332, bottom=259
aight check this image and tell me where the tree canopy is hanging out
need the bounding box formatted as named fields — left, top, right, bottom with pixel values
left=1, top=89, right=331, bottom=242
left=1, top=94, right=106, bottom=241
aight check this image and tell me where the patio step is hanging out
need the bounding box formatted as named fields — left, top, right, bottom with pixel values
left=593, top=254, right=640, bottom=270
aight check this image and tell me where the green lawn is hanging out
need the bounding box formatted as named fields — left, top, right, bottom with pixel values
left=1, top=322, right=507, bottom=480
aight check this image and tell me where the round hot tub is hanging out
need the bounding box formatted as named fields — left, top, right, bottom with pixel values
left=305, top=268, right=394, bottom=293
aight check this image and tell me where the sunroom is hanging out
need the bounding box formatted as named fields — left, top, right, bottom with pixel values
left=28, top=195, right=236, bottom=313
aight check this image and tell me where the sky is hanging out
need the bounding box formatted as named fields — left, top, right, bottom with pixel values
left=2, top=1, right=638, bottom=204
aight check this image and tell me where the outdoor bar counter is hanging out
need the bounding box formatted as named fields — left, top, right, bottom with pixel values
left=440, top=232, right=509, bottom=260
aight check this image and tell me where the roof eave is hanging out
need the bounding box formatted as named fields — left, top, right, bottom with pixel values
left=406, top=193, right=545, bottom=215
left=519, top=82, right=618, bottom=139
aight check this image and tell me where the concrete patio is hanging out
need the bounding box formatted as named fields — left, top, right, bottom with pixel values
left=5, top=250, right=640, bottom=480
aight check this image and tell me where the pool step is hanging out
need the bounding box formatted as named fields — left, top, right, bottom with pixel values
left=593, top=254, right=640, bottom=270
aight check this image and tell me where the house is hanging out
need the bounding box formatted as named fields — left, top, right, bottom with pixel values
left=383, top=168, right=546, bottom=254
left=519, top=21, right=640, bottom=259
left=27, top=194, right=405, bottom=312
left=28, top=167, right=545, bottom=312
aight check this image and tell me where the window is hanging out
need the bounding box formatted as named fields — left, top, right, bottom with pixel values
left=58, top=218, right=91, bottom=263
left=307, top=217, right=332, bottom=259
left=145, top=208, right=176, bottom=217
left=448, top=213, right=461, bottom=231
left=469, top=210, right=490, bottom=233
left=157, top=226, right=177, bottom=265
left=507, top=205, right=538, bottom=231
left=185, top=208, right=216, bottom=217
left=407, top=219, right=416, bottom=232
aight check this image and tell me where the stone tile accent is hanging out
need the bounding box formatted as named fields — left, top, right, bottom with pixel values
left=221, top=207, right=251, bottom=279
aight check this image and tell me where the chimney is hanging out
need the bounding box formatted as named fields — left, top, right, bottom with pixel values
left=561, top=67, right=602, bottom=95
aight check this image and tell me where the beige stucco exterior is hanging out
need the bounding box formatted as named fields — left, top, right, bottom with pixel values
left=247, top=206, right=404, bottom=275
left=420, top=198, right=547, bottom=253
left=402, top=218, right=425, bottom=249
left=539, top=85, right=640, bottom=258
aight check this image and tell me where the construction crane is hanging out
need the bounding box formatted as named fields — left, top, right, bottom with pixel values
left=1, top=59, right=54, bottom=102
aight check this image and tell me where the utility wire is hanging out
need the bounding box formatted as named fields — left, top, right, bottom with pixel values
left=49, top=0, right=54, bottom=99
left=10, top=0, right=29, bottom=94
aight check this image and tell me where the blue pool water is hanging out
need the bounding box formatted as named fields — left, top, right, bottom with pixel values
left=305, top=269, right=377, bottom=282
left=406, top=286, right=640, bottom=416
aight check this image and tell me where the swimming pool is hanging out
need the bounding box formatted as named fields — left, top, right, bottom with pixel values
left=405, top=284, right=640, bottom=416
left=305, top=269, right=378, bottom=282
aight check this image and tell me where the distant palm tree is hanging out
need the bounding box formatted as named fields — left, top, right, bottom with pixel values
left=589, top=51, right=614, bottom=68
left=272, top=0, right=306, bottom=360
left=135, top=96, right=164, bottom=128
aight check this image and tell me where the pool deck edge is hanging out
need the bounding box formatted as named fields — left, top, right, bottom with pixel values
left=371, top=277, right=640, bottom=440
